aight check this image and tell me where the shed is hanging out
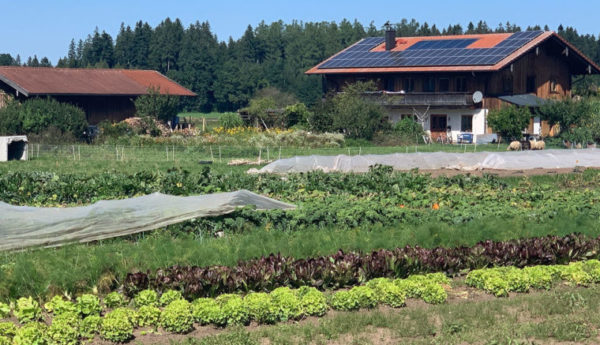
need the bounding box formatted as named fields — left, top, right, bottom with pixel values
left=0, top=136, right=27, bottom=161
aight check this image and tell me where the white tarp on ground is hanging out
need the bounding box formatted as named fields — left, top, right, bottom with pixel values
left=250, top=149, right=600, bottom=174
left=0, top=190, right=295, bottom=251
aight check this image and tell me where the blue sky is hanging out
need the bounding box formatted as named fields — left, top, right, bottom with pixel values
left=2, top=0, right=598, bottom=64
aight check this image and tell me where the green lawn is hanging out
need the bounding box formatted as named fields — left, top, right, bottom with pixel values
left=178, top=111, right=235, bottom=119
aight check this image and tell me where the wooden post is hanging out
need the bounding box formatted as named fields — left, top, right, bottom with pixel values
left=258, top=148, right=262, bottom=164
left=202, top=117, right=206, bottom=132
left=219, top=146, right=222, bottom=163
left=166, top=146, right=168, bottom=161
left=267, top=147, right=270, bottom=162
left=37, top=144, right=39, bottom=158
left=278, top=146, right=281, bottom=160
left=116, top=146, right=119, bottom=161
left=78, top=146, right=81, bottom=161
left=210, top=146, right=214, bottom=161
left=172, top=145, right=175, bottom=161
left=359, top=146, right=361, bottom=156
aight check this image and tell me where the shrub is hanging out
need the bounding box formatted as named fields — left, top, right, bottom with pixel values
left=45, top=317, right=79, bottom=345
left=214, top=294, right=249, bottom=326
left=80, top=315, right=102, bottom=339
left=297, top=287, right=328, bottom=317
left=330, top=81, right=386, bottom=140
left=76, top=294, right=101, bottom=316
left=14, top=297, right=42, bottom=323
left=100, top=308, right=135, bottom=342
left=191, top=298, right=220, bottom=325
left=269, top=288, right=303, bottom=321
left=349, top=286, right=377, bottom=309
left=159, top=290, right=183, bottom=307
left=12, top=322, right=46, bottom=345
left=135, top=289, right=158, bottom=307
left=487, top=105, right=531, bottom=141
left=283, top=103, right=310, bottom=128
left=98, top=120, right=132, bottom=139
left=104, top=292, right=126, bottom=308
left=329, top=290, right=359, bottom=311
left=243, top=292, right=278, bottom=324
left=137, top=305, right=161, bottom=328
left=0, top=322, right=17, bottom=338
left=0, top=97, right=87, bottom=140
left=394, top=117, right=424, bottom=139
left=220, top=113, right=243, bottom=129
left=0, top=303, right=9, bottom=319
left=160, top=299, right=194, bottom=333
left=134, top=87, right=180, bottom=123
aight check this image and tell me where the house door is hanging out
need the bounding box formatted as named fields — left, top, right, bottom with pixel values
left=430, top=114, right=447, bottom=141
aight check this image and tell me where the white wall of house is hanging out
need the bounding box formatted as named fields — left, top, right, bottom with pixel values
left=387, top=108, right=487, bottom=143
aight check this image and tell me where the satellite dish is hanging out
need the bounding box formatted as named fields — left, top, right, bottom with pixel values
left=472, top=91, right=483, bottom=104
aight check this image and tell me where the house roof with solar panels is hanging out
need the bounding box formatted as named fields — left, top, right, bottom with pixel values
left=306, top=30, right=600, bottom=75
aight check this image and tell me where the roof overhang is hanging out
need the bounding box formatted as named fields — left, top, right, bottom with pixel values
left=498, top=94, right=549, bottom=107
left=306, top=32, right=600, bottom=75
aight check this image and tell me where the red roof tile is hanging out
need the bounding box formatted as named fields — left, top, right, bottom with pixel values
left=0, top=67, right=196, bottom=97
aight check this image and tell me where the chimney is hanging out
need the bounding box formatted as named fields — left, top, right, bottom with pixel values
left=384, top=21, right=396, bottom=51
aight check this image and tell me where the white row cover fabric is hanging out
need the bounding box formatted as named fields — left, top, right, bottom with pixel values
left=0, top=190, right=295, bottom=251
left=250, top=149, right=600, bottom=174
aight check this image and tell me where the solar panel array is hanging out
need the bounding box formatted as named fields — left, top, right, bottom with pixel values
left=318, top=31, right=544, bottom=69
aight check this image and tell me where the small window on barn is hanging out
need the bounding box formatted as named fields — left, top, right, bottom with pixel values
left=456, top=77, right=467, bottom=92
left=526, top=76, right=536, bottom=93
left=503, top=76, right=513, bottom=94
left=438, top=78, right=450, bottom=92
left=550, top=78, right=558, bottom=93
left=423, top=77, right=435, bottom=92
left=403, top=78, right=414, bottom=92
left=461, top=115, right=473, bottom=132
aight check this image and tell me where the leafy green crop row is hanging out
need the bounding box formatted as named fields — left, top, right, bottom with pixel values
left=466, top=259, right=600, bottom=297
left=0, top=274, right=447, bottom=344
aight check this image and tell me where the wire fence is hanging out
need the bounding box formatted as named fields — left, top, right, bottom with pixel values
left=23, top=142, right=506, bottom=165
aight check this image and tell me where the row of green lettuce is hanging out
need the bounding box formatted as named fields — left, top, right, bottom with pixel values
left=0, top=273, right=448, bottom=344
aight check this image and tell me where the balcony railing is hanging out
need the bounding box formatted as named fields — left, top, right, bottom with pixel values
left=361, top=91, right=475, bottom=107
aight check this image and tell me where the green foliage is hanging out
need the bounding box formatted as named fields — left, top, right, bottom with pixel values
left=366, top=278, right=406, bottom=307
left=329, top=290, right=359, bottom=311
left=0, top=336, right=10, bottom=345
left=0, top=98, right=87, bottom=140
left=134, top=87, right=180, bottom=123
left=45, top=316, right=79, bottom=345
left=12, top=322, right=46, bottom=345
left=537, top=98, right=593, bottom=130
left=44, top=296, right=76, bottom=316
left=219, top=112, right=243, bottom=129
left=523, top=266, right=558, bottom=290
left=215, top=294, right=249, bottom=326
left=137, top=305, right=161, bottom=328
left=160, top=290, right=183, bottom=306
left=0, top=322, right=17, bottom=338
left=394, top=117, right=424, bottom=139
left=103, top=292, right=126, bottom=308
left=97, top=120, right=132, bottom=139
left=297, top=287, right=328, bottom=316
left=160, top=299, right=194, bottom=333
left=79, top=315, right=101, bottom=339
left=283, top=103, right=311, bottom=128
left=100, top=308, right=135, bottom=342
left=420, top=283, right=448, bottom=304
left=0, top=303, right=10, bottom=319
left=243, top=293, right=278, bottom=324
left=191, top=298, right=220, bottom=325
left=329, top=81, right=386, bottom=139
left=487, top=105, right=531, bottom=140
left=269, top=288, right=303, bottom=321
left=349, top=286, right=377, bottom=309
left=135, top=289, right=158, bottom=307
left=14, top=297, right=42, bottom=323
left=75, top=294, right=101, bottom=316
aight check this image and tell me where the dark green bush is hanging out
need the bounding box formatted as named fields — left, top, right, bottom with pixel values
left=394, top=117, right=425, bottom=139
left=0, top=97, right=87, bottom=140
left=219, top=112, right=243, bottom=129
left=134, top=87, right=180, bottom=123
left=488, top=105, right=531, bottom=140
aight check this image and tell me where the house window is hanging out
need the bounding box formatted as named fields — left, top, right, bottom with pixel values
left=526, top=76, right=536, bottom=93
left=403, top=78, right=414, bottom=92
left=461, top=115, right=473, bottom=132
left=385, top=78, right=395, bottom=91
left=438, top=78, right=450, bottom=92
left=423, top=77, right=435, bottom=92
left=550, top=78, right=558, bottom=93
left=456, top=77, right=467, bottom=92
left=503, top=76, right=513, bottom=94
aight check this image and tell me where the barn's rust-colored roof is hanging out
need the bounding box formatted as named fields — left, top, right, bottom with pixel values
left=306, top=31, right=600, bottom=75
left=0, top=67, right=196, bottom=97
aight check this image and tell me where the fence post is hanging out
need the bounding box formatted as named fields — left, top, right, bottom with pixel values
left=78, top=146, right=81, bottom=161
left=219, top=146, right=222, bottom=163
left=210, top=146, right=214, bottom=161
left=202, top=117, right=206, bottom=132
left=166, top=146, right=168, bottom=161
left=258, top=148, right=262, bottom=164
left=278, top=146, right=282, bottom=160
left=172, top=145, right=175, bottom=161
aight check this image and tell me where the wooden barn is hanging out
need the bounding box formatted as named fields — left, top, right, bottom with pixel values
left=0, top=67, right=196, bottom=124
left=307, top=29, right=600, bottom=142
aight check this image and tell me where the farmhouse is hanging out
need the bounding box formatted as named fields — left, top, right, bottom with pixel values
left=0, top=67, right=196, bottom=124
left=307, top=29, right=600, bottom=142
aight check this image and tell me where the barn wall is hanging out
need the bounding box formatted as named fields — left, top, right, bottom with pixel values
left=54, top=95, right=137, bottom=125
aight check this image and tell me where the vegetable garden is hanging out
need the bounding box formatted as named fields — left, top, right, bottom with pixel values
left=2, top=161, right=600, bottom=344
